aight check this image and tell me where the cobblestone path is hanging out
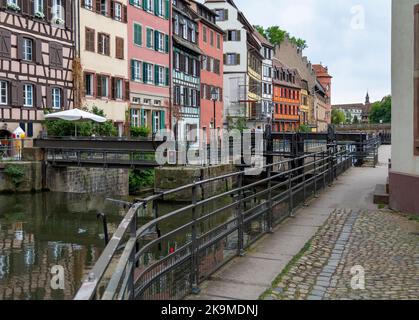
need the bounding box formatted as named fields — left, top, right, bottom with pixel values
left=263, top=209, right=419, bottom=300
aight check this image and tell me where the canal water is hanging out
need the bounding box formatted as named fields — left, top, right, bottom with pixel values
left=0, top=192, right=129, bottom=300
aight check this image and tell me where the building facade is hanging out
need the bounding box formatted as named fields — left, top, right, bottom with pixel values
left=204, top=0, right=261, bottom=130
left=172, top=0, right=201, bottom=146
left=314, top=80, right=328, bottom=132
left=255, top=30, right=273, bottom=128
left=332, top=93, right=371, bottom=124
left=272, top=59, right=301, bottom=132
left=77, top=0, right=129, bottom=136
left=274, top=37, right=318, bottom=131
left=389, top=0, right=419, bottom=214
left=0, top=0, right=76, bottom=138
left=300, top=79, right=310, bottom=125
left=313, top=63, right=332, bottom=125
left=189, top=0, right=224, bottom=143
left=127, top=0, right=170, bottom=135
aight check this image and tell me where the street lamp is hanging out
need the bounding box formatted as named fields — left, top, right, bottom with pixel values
left=211, top=88, right=219, bottom=129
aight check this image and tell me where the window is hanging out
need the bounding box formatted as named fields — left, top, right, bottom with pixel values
left=98, top=33, right=110, bottom=55
left=99, top=76, right=109, bottom=97
left=214, top=9, right=227, bottom=21
left=52, top=0, right=64, bottom=23
left=0, top=81, right=7, bottom=105
left=131, top=109, right=140, bottom=127
left=116, top=79, right=123, bottom=99
left=227, top=30, right=240, bottom=41
left=145, top=0, right=152, bottom=12
left=158, top=66, right=165, bottom=86
left=23, top=84, right=34, bottom=107
left=216, top=34, right=221, bottom=49
left=34, top=0, right=44, bottom=14
left=85, top=73, right=94, bottom=96
left=84, top=0, right=93, bottom=10
left=100, top=0, right=108, bottom=15
left=225, top=53, right=240, bottom=65
left=134, top=23, right=142, bottom=46
left=52, top=87, right=61, bottom=109
left=153, top=112, right=159, bottom=133
left=131, top=60, right=141, bottom=81
left=22, top=38, right=34, bottom=61
left=114, top=2, right=122, bottom=21
left=203, top=26, right=207, bottom=43
left=85, top=28, right=95, bottom=52
left=146, top=28, right=153, bottom=48
left=174, top=52, right=180, bottom=70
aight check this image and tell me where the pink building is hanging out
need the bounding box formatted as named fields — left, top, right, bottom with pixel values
left=128, top=0, right=171, bottom=134
left=189, top=0, right=224, bottom=143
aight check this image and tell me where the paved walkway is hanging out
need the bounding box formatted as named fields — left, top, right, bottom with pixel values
left=188, top=146, right=419, bottom=300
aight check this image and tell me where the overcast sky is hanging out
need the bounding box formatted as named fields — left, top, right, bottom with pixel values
left=232, top=0, right=391, bottom=105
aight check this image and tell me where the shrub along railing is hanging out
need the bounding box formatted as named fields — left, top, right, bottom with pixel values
left=74, top=144, right=354, bottom=300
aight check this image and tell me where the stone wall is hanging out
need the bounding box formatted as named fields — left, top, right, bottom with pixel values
left=0, top=162, right=43, bottom=193
left=46, top=167, right=129, bottom=196
left=155, top=164, right=238, bottom=202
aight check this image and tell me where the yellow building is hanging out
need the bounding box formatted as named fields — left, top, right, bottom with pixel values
left=77, top=1, right=129, bottom=136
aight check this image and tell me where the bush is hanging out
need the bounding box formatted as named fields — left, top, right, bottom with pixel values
left=130, top=126, right=151, bottom=138
left=299, top=124, right=311, bottom=133
left=4, top=164, right=25, bottom=187
left=129, top=169, right=155, bottom=194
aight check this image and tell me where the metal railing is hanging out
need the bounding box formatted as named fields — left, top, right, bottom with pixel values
left=74, top=144, right=354, bottom=300
left=0, top=139, right=33, bottom=161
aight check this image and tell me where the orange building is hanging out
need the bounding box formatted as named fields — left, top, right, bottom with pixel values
left=272, top=59, right=302, bottom=132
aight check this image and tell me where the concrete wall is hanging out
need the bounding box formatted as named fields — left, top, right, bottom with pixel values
left=46, top=166, right=129, bottom=196
left=155, top=164, right=237, bottom=201
left=391, top=0, right=419, bottom=175
left=390, top=0, right=419, bottom=214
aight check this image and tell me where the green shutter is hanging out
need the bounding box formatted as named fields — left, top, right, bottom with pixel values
left=143, top=63, right=148, bottom=83
left=154, top=65, right=159, bottom=85
left=154, top=31, right=159, bottom=51
left=129, top=0, right=134, bottom=5
left=154, top=0, right=159, bottom=16
left=165, top=34, right=169, bottom=53
left=142, top=0, right=148, bottom=11
left=160, top=110, right=165, bottom=129
left=140, top=109, right=144, bottom=126
left=165, top=0, right=169, bottom=19
left=165, top=67, right=169, bottom=86
left=134, top=24, right=142, bottom=46
left=131, top=60, right=136, bottom=80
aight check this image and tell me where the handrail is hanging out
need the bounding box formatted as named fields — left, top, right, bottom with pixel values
left=74, top=136, right=379, bottom=300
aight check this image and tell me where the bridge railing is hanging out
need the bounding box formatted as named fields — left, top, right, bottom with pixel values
left=74, top=144, right=354, bottom=300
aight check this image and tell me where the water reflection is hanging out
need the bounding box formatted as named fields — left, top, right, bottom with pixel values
left=0, top=192, right=126, bottom=300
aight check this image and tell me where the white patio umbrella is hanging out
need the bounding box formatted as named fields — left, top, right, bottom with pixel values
left=44, top=109, right=107, bottom=136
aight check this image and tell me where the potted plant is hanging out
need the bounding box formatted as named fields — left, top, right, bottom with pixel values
left=35, top=11, right=45, bottom=19
left=6, top=2, right=20, bottom=12
left=53, top=17, right=65, bottom=25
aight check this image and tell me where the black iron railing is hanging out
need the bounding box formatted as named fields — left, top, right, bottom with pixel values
left=74, top=144, right=356, bottom=300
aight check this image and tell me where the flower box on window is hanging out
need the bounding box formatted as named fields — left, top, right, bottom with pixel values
left=6, top=3, right=21, bottom=12
left=53, top=17, right=65, bottom=26
left=35, top=11, right=45, bottom=19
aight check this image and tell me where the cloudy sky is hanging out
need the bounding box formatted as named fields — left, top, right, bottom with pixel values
left=233, top=0, right=391, bottom=105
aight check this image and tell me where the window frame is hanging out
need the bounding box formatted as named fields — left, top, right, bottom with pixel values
left=23, top=38, right=33, bottom=61
left=23, top=84, right=34, bottom=107
left=0, top=80, right=8, bottom=105
left=52, top=87, right=62, bottom=109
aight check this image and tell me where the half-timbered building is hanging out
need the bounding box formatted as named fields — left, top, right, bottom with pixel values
left=0, top=0, right=75, bottom=138
left=172, top=0, right=201, bottom=148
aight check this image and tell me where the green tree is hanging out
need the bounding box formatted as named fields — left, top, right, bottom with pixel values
left=299, top=124, right=311, bottom=133
left=254, top=25, right=266, bottom=38
left=369, top=96, right=391, bottom=124
left=265, top=26, right=288, bottom=46
left=331, top=109, right=346, bottom=125
left=289, top=36, right=308, bottom=51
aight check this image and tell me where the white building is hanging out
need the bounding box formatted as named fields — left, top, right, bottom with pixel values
left=255, top=31, right=274, bottom=126
left=204, top=0, right=262, bottom=129
left=389, top=0, right=419, bottom=214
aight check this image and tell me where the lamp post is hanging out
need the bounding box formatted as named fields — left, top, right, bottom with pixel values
left=211, top=88, right=219, bottom=130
